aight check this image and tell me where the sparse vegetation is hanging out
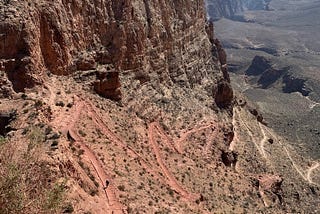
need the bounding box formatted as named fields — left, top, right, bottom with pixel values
left=0, top=141, right=66, bottom=213
left=0, top=136, right=6, bottom=145
left=2, top=0, right=11, bottom=5
left=51, top=140, right=59, bottom=148
left=21, top=93, right=28, bottom=100
left=89, top=188, right=98, bottom=196
left=34, top=100, right=44, bottom=108
left=27, top=126, right=45, bottom=151
left=45, top=181, right=66, bottom=211
left=62, top=203, right=74, bottom=213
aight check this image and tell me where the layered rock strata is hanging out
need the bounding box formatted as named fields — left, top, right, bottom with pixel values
left=0, top=0, right=231, bottom=106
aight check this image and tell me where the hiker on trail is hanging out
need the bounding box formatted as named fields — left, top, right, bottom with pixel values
left=104, top=180, right=110, bottom=189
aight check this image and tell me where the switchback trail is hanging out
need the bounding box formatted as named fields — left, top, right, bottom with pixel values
left=235, top=108, right=266, bottom=157
left=52, top=96, right=126, bottom=214
left=83, top=99, right=216, bottom=202
left=51, top=91, right=219, bottom=207
left=307, top=163, right=320, bottom=184
left=229, top=109, right=320, bottom=185
left=148, top=122, right=198, bottom=201
left=229, top=107, right=239, bottom=151
left=175, top=121, right=217, bottom=154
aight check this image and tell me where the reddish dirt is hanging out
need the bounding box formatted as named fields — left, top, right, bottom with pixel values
left=83, top=99, right=200, bottom=201
left=176, top=121, right=217, bottom=156
left=50, top=93, right=222, bottom=211
left=52, top=96, right=126, bottom=213
left=258, top=174, right=283, bottom=207
left=148, top=122, right=199, bottom=201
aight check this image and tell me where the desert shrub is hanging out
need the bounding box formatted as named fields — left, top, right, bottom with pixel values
left=78, top=130, right=86, bottom=137
left=0, top=140, right=66, bottom=213
left=118, top=185, right=125, bottom=191
left=0, top=136, right=6, bottom=145
left=27, top=126, right=45, bottom=152
left=0, top=164, right=23, bottom=213
left=62, top=203, right=74, bottom=213
left=34, top=100, right=43, bottom=109
left=44, top=182, right=66, bottom=211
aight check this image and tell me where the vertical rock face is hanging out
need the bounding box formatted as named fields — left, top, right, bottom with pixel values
left=0, top=0, right=229, bottom=101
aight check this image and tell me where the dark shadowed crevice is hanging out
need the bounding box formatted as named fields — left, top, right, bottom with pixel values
left=0, top=110, right=16, bottom=136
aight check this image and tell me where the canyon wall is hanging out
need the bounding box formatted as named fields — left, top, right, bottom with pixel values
left=0, top=0, right=231, bottom=106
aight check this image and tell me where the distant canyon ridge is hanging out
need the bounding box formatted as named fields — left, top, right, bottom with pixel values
left=206, top=0, right=271, bottom=20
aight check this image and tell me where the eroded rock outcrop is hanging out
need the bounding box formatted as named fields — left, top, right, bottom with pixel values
left=205, top=21, right=233, bottom=108
left=214, top=80, right=234, bottom=108
left=257, top=174, right=283, bottom=207
left=0, top=68, right=13, bottom=98
left=94, top=70, right=121, bottom=101
left=258, top=67, right=286, bottom=89
left=213, top=38, right=230, bottom=82
left=245, top=55, right=288, bottom=89
left=221, top=150, right=238, bottom=167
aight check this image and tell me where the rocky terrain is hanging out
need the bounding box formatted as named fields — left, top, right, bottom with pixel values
left=0, top=0, right=319, bottom=213
left=212, top=0, right=320, bottom=161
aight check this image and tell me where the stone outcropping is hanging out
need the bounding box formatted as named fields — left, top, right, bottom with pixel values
left=257, top=174, right=283, bottom=207
left=245, top=55, right=288, bottom=89
left=94, top=70, right=121, bottom=101
left=205, top=21, right=233, bottom=108
left=258, top=67, right=286, bottom=89
left=214, top=80, right=233, bottom=108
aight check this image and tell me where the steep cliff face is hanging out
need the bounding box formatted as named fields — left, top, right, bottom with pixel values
left=0, top=0, right=228, bottom=96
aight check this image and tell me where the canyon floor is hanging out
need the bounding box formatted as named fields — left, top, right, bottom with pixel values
left=214, top=0, right=320, bottom=160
